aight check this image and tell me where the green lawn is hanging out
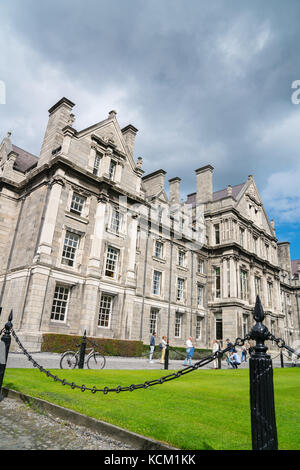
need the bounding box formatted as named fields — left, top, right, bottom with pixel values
left=3, top=368, right=300, bottom=450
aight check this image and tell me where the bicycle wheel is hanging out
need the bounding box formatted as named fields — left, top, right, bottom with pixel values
left=60, top=351, right=78, bottom=369
left=87, top=352, right=106, bottom=370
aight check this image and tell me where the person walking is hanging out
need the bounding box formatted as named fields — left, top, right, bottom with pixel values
left=149, top=332, right=156, bottom=363
left=183, top=337, right=194, bottom=366
left=212, top=339, right=219, bottom=369
left=241, top=344, right=247, bottom=363
left=160, top=336, right=167, bottom=364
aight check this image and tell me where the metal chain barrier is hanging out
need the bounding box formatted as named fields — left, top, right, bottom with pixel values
left=267, top=332, right=300, bottom=358
left=11, top=328, right=250, bottom=395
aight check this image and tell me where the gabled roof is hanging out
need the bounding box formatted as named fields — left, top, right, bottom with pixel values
left=12, top=145, right=39, bottom=173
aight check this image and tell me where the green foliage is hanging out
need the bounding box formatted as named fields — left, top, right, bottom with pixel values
left=41, top=333, right=144, bottom=357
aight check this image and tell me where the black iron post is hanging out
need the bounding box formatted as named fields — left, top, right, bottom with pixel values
left=280, top=349, right=284, bottom=368
left=218, top=343, right=222, bottom=369
left=249, top=296, right=278, bottom=450
left=164, top=340, right=169, bottom=370
left=78, top=330, right=87, bottom=369
left=0, top=310, right=13, bottom=401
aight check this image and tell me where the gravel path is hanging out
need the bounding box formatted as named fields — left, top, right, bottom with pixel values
left=0, top=397, right=135, bottom=450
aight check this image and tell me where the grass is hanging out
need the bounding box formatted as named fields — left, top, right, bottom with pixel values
left=3, top=367, right=300, bottom=450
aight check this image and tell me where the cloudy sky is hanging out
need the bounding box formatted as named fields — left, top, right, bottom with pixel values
left=1, top=0, right=300, bottom=258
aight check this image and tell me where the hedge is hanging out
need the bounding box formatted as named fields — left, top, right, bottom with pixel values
left=42, top=333, right=212, bottom=359
left=42, top=333, right=144, bottom=357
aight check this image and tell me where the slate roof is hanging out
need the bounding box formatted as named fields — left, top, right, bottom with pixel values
left=12, top=145, right=39, bottom=173
left=186, top=182, right=246, bottom=206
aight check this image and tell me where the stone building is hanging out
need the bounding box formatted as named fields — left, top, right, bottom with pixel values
left=0, top=97, right=299, bottom=352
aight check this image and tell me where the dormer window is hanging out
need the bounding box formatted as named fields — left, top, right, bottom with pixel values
left=109, top=160, right=117, bottom=180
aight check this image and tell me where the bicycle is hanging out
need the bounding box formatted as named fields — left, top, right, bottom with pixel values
left=60, top=345, right=106, bottom=370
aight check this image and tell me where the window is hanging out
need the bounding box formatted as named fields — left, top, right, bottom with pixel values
left=214, top=224, right=220, bottom=244
left=197, top=284, right=204, bottom=307
left=93, top=152, right=102, bottom=176
left=253, top=236, right=258, bottom=254
left=153, top=271, right=162, bottom=295
left=110, top=208, right=123, bottom=234
left=154, top=240, right=163, bottom=259
left=240, top=270, right=248, bottom=301
left=197, top=257, right=204, bottom=274
left=239, top=228, right=245, bottom=247
left=215, top=316, right=223, bottom=340
left=265, top=244, right=269, bottom=261
left=242, top=314, right=249, bottom=338
left=61, top=231, right=80, bottom=267
left=175, top=312, right=182, bottom=338
left=177, top=277, right=184, bottom=301
left=109, top=160, right=117, bottom=180
left=178, top=250, right=185, bottom=267
left=179, top=217, right=184, bottom=232
left=254, top=276, right=261, bottom=298
left=158, top=206, right=163, bottom=224
left=70, top=193, right=85, bottom=216
left=215, top=267, right=221, bottom=299
left=267, top=282, right=273, bottom=308
left=150, top=308, right=158, bottom=334
left=51, top=285, right=70, bottom=322
left=196, top=316, right=202, bottom=340
left=98, top=294, right=113, bottom=328
left=105, top=247, right=119, bottom=278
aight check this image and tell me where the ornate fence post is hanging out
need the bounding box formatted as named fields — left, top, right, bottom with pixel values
left=280, top=350, right=284, bottom=368
left=249, top=296, right=278, bottom=450
left=78, top=330, right=87, bottom=369
left=0, top=310, right=13, bottom=401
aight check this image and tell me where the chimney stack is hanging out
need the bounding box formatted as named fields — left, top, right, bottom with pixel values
left=39, top=97, right=75, bottom=167
left=121, top=124, right=138, bottom=156
left=169, top=177, right=181, bottom=204
left=195, top=165, right=214, bottom=204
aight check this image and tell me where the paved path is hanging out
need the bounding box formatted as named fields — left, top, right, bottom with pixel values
left=0, top=397, right=135, bottom=450
left=6, top=351, right=293, bottom=370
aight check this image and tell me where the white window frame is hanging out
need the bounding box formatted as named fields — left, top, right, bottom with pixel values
left=175, top=312, right=182, bottom=338
left=110, top=207, right=123, bottom=234
left=197, top=257, right=204, bottom=274
left=177, top=277, right=185, bottom=301
left=105, top=246, right=119, bottom=279
left=153, top=270, right=162, bottom=296
left=93, top=152, right=102, bottom=176
left=178, top=250, right=185, bottom=267
left=150, top=308, right=158, bottom=335
left=154, top=240, right=163, bottom=259
left=109, top=159, right=117, bottom=181
left=98, top=293, right=114, bottom=328
left=51, top=285, right=70, bottom=323
left=70, top=192, right=86, bottom=217
left=61, top=231, right=80, bottom=267
left=196, top=316, right=202, bottom=340
left=197, top=283, right=204, bottom=308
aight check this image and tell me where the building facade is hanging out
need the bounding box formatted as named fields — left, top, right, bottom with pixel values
left=0, top=97, right=299, bottom=352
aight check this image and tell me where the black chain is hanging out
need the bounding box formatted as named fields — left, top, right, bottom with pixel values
left=11, top=328, right=250, bottom=395
left=267, top=333, right=300, bottom=358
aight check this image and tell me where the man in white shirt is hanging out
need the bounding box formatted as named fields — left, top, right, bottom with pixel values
left=183, top=337, right=194, bottom=366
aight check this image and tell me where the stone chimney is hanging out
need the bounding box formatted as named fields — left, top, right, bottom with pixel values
left=195, top=165, right=214, bottom=204
left=38, top=97, right=75, bottom=167
left=277, top=242, right=292, bottom=274
left=121, top=124, right=138, bottom=156
left=169, top=177, right=181, bottom=204
left=142, top=169, right=166, bottom=197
